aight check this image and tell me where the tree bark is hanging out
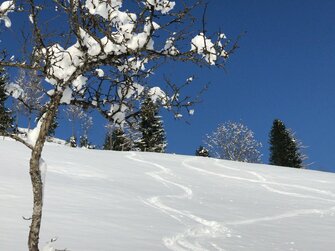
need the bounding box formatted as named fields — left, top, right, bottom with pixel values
left=28, top=92, right=62, bottom=251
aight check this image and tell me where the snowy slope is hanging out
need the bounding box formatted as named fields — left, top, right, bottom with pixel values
left=1, top=139, right=335, bottom=251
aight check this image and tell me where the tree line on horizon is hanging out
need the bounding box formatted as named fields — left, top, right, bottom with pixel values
left=1, top=67, right=305, bottom=168
left=0, top=67, right=167, bottom=153
left=196, top=119, right=306, bottom=169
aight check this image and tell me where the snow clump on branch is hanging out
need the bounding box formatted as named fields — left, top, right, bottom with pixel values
left=191, top=33, right=222, bottom=65
left=5, top=82, right=24, bottom=99
left=26, top=0, right=230, bottom=125
left=145, top=0, right=176, bottom=14
left=0, top=1, right=14, bottom=27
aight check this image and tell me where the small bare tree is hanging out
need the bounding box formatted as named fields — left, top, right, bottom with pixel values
left=0, top=0, right=236, bottom=250
left=12, top=69, right=44, bottom=129
left=79, top=111, right=93, bottom=148
left=65, top=104, right=85, bottom=146
left=205, top=121, right=262, bottom=163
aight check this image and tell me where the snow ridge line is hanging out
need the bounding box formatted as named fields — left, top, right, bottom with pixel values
left=127, top=153, right=230, bottom=251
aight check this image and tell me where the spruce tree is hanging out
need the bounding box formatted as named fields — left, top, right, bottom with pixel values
left=196, top=145, right=210, bottom=157
left=103, top=131, right=112, bottom=150
left=79, top=135, right=95, bottom=149
left=269, top=119, right=303, bottom=168
left=68, top=136, right=77, bottom=148
left=136, top=98, right=167, bottom=153
left=103, top=127, right=131, bottom=151
left=80, top=135, right=89, bottom=148
left=0, top=67, right=13, bottom=135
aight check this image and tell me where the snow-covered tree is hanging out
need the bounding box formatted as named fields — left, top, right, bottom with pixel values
left=135, top=97, right=166, bottom=152
left=79, top=134, right=95, bottom=148
left=66, top=105, right=93, bottom=148
left=103, top=122, right=139, bottom=150
left=195, top=145, right=210, bottom=157
left=0, top=67, right=13, bottom=134
left=0, top=1, right=235, bottom=250
left=103, top=130, right=113, bottom=150
left=12, top=69, right=44, bottom=129
left=126, top=123, right=142, bottom=150
left=103, top=126, right=132, bottom=151
left=205, top=121, right=262, bottom=163
left=68, top=135, right=77, bottom=148
left=65, top=105, right=85, bottom=146
left=269, top=119, right=304, bottom=168
left=80, top=112, right=94, bottom=148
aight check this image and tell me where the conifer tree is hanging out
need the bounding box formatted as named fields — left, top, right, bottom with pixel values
left=68, top=136, right=77, bottom=148
left=136, top=98, right=167, bottom=153
left=0, top=67, right=13, bottom=134
left=269, top=119, right=303, bottom=168
left=80, top=135, right=95, bottom=149
left=196, top=145, right=210, bottom=157
left=103, top=127, right=131, bottom=151
left=103, top=131, right=113, bottom=150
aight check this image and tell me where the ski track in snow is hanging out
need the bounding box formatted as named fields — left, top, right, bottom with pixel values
left=47, top=161, right=109, bottom=180
left=127, top=154, right=335, bottom=250
left=185, top=158, right=335, bottom=199
left=183, top=158, right=335, bottom=226
left=127, top=152, right=231, bottom=251
left=47, top=152, right=335, bottom=250
left=247, top=171, right=335, bottom=203
left=226, top=206, right=335, bottom=226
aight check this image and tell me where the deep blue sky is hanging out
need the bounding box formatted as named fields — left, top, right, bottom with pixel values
left=58, top=0, right=335, bottom=172
left=6, top=1, right=335, bottom=172
left=161, top=0, right=335, bottom=172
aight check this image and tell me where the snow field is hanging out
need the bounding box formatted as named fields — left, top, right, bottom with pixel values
left=1, top=139, right=335, bottom=250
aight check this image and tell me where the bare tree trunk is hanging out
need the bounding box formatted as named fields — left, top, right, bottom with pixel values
left=15, top=110, right=19, bottom=132
left=28, top=112, right=31, bottom=130
left=28, top=93, right=62, bottom=251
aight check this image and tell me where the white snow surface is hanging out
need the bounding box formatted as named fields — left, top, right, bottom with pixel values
left=1, top=139, right=335, bottom=251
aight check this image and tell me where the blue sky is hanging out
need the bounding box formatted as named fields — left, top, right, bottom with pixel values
left=5, top=1, right=335, bottom=172
left=56, top=0, right=335, bottom=172
left=160, top=0, right=335, bottom=172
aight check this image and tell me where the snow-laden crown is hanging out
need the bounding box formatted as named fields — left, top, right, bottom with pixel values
left=2, top=0, right=230, bottom=136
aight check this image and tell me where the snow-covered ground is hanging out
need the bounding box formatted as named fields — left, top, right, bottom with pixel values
left=1, top=139, right=335, bottom=251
